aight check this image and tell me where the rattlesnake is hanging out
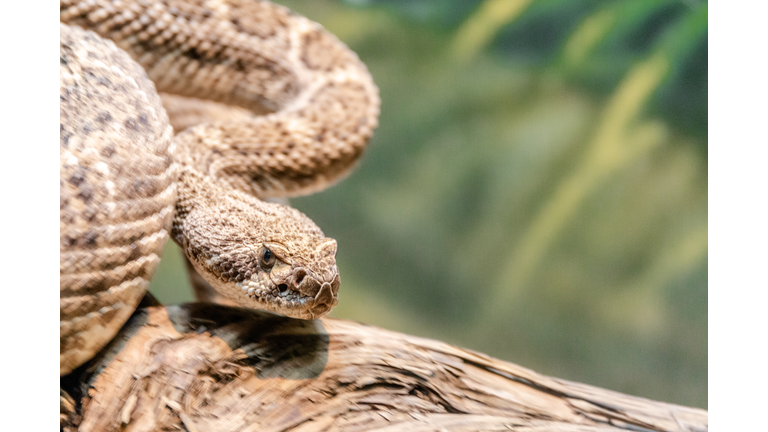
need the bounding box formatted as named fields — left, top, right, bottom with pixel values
left=60, top=0, right=379, bottom=375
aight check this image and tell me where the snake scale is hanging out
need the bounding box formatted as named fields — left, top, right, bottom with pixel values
left=60, top=0, right=379, bottom=375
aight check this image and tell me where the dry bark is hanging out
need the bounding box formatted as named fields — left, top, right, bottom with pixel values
left=60, top=296, right=707, bottom=432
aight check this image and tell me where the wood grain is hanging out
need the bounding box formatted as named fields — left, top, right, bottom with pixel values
left=60, top=296, right=707, bottom=431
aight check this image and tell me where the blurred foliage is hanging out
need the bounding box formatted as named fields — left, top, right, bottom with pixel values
left=150, top=0, right=707, bottom=408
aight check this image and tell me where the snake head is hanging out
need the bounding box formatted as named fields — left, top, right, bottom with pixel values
left=177, top=194, right=341, bottom=320
left=242, top=238, right=340, bottom=319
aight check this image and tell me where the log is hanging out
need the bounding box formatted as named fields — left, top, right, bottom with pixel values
left=60, top=296, right=707, bottom=431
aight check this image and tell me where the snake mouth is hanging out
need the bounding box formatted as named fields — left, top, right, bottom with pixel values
left=238, top=272, right=339, bottom=319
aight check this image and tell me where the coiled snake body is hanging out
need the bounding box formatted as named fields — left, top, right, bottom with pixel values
left=60, top=0, right=379, bottom=375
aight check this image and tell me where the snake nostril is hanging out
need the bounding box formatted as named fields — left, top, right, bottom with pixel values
left=278, top=283, right=288, bottom=293
left=294, top=269, right=307, bottom=286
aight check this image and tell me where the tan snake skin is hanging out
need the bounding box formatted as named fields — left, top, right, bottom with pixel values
left=60, top=0, right=379, bottom=375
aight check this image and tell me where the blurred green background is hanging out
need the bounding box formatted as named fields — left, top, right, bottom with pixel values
left=150, top=0, right=707, bottom=408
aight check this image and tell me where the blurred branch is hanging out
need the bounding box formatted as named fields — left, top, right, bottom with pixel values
left=481, top=5, right=708, bottom=314
left=560, top=6, right=618, bottom=70
left=450, top=0, right=535, bottom=63
left=596, top=221, right=708, bottom=336
left=487, top=50, right=671, bottom=320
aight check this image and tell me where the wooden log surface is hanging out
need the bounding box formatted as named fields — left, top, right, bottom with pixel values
left=60, top=296, right=707, bottom=432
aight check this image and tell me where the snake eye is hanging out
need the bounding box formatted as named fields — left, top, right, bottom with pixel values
left=259, top=246, right=276, bottom=270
